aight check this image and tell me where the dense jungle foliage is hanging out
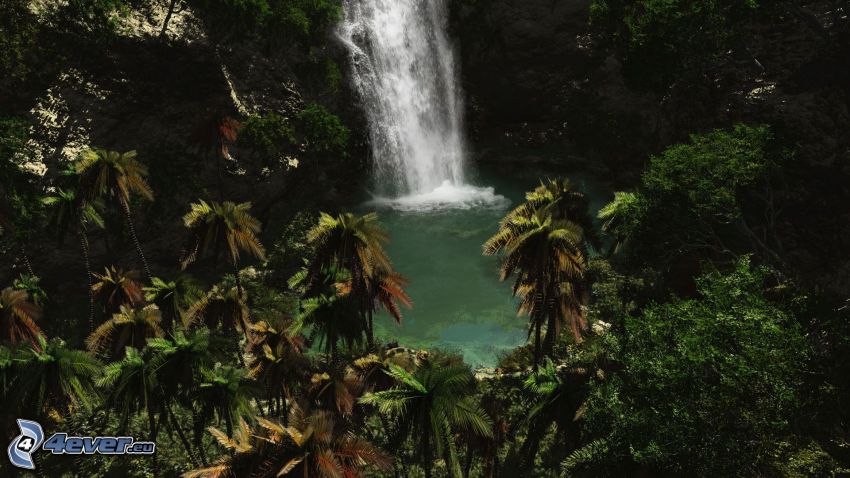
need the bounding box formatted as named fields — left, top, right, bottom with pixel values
left=1, top=0, right=849, bottom=477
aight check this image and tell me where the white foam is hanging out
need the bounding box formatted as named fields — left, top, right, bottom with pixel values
left=366, top=180, right=510, bottom=212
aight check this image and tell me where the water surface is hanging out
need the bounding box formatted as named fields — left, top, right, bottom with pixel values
left=359, top=168, right=610, bottom=367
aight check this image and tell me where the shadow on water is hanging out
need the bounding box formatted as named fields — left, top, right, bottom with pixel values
left=353, top=165, right=612, bottom=367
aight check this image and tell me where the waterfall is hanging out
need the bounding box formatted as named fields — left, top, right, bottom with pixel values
left=340, top=0, right=504, bottom=209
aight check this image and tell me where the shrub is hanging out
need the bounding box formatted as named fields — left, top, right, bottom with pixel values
left=296, top=103, right=349, bottom=158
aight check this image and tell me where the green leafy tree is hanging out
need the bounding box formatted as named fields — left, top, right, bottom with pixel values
left=589, top=0, right=773, bottom=89
left=297, top=103, right=350, bottom=158
left=597, top=190, right=640, bottom=255
left=581, top=258, right=808, bottom=475
left=0, top=0, right=39, bottom=90
left=598, top=125, right=784, bottom=274
left=12, top=273, right=47, bottom=307
left=518, top=359, right=588, bottom=469
left=0, top=118, right=42, bottom=275
left=361, top=360, right=493, bottom=478
left=268, top=0, right=343, bottom=44
left=188, top=0, right=272, bottom=39
left=239, top=113, right=296, bottom=162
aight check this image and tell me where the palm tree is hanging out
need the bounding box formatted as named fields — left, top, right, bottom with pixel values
left=308, top=365, right=364, bottom=418
left=147, top=328, right=221, bottom=466
left=92, top=266, right=144, bottom=317
left=144, top=274, right=201, bottom=333
left=0, top=287, right=43, bottom=348
left=12, top=336, right=102, bottom=421
left=185, top=282, right=249, bottom=336
left=265, top=409, right=390, bottom=478
left=42, top=188, right=105, bottom=330
left=182, top=418, right=256, bottom=478
left=183, top=408, right=390, bottom=478
left=464, top=393, right=508, bottom=478
left=86, top=304, right=163, bottom=358
left=507, top=178, right=599, bottom=248
left=339, top=268, right=412, bottom=348
left=518, top=359, right=588, bottom=467
left=179, top=200, right=266, bottom=299
left=306, top=212, right=403, bottom=347
left=484, top=206, right=589, bottom=370
left=74, top=148, right=155, bottom=281
left=246, top=317, right=308, bottom=416
left=98, top=346, right=162, bottom=475
left=196, top=364, right=256, bottom=437
left=361, top=361, right=493, bottom=478
left=352, top=346, right=421, bottom=395
left=597, top=191, right=640, bottom=254
left=353, top=347, right=423, bottom=476
left=297, top=287, right=364, bottom=364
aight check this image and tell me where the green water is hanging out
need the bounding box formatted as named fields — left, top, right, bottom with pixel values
left=357, top=168, right=611, bottom=367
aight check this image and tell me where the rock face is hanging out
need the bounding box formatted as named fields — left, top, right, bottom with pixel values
left=450, top=0, right=660, bottom=178
left=452, top=0, right=592, bottom=122
left=451, top=0, right=850, bottom=293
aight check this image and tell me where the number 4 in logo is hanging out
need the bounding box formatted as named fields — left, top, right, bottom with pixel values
left=17, top=437, right=35, bottom=451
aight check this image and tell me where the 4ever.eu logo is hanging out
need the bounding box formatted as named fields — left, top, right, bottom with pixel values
left=7, top=419, right=155, bottom=470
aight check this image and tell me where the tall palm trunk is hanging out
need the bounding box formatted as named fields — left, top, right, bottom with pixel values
left=20, top=246, right=34, bottom=275
left=367, top=307, right=375, bottom=349
left=533, top=319, right=542, bottom=373
left=168, top=404, right=200, bottom=467
left=120, top=197, right=152, bottom=282
left=192, top=410, right=209, bottom=466
left=149, top=413, right=159, bottom=478
left=233, top=260, right=244, bottom=301
left=160, top=0, right=178, bottom=37
left=423, top=427, right=433, bottom=478
left=542, top=305, right=558, bottom=354
left=145, top=391, right=160, bottom=478
left=463, top=437, right=475, bottom=478
left=233, top=260, right=253, bottom=368
left=78, top=228, right=94, bottom=332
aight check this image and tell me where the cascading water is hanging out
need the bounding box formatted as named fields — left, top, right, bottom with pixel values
left=339, top=0, right=505, bottom=210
